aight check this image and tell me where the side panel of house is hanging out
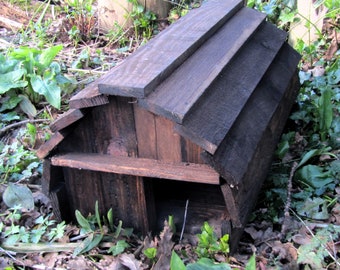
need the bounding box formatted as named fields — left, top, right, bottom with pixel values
left=56, top=96, right=153, bottom=232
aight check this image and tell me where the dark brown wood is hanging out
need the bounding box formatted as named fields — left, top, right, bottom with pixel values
left=139, top=7, right=265, bottom=124
left=41, top=159, right=64, bottom=194
left=63, top=169, right=149, bottom=231
left=69, top=83, right=109, bottom=109
left=51, top=153, right=220, bottom=184
left=38, top=2, right=301, bottom=249
left=59, top=96, right=138, bottom=155
left=175, top=22, right=287, bottom=154
left=36, top=132, right=67, bottom=159
left=49, top=183, right=72, bottom=222
left=50, top=109, right=84, bottom=132
left=220, top=183, right=242, bottom=228
left=98, top=0, right=243, bottom=98
left=204, top=43, right=301, bottom=186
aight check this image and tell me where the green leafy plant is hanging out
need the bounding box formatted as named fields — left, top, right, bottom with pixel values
left=0, top=137, right=40, bottom=183
left=0, top=45, right=72, bottom=117
left=74, top=201, right=132, bottom=257
left=64, top=0, right=95, bottom=44
left=297, top=224, right=340, bottom=269
left=247, top=0, right=298, bottom=30
left=127, top=0, right=157, bottom=41
left=195, top=222, right=230, bottom=259
left=0, top=206, right=66, bottom=245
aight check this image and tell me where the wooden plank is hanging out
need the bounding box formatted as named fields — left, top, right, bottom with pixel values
left=63, top=169, right=149, bottom=232
left=175, top=22, right=288, bottom=154
left=139, top=8, right=266, bottom=124
left=41, top=159, right=64, bottom=194
left=204, top=43, right=301, bottom=186
left=133, top=104, right=158, bottom=159
left=50, top=109, right=84, bottom=132
left=58, top=96, right=138, bottom=155
left=36, top=131, right=67, bottom=159
left=220, top=183, right=242, bottom=228
left=69, top=83, right=109, bottom=109
left=154, top=115, right=182, bottom=162
left=134, top=104, right=205, bottom=164
left=204, top=44, right=300, bottom=252
left=98, top=0, right=243, bottom=98
left=49, top=183, right=72, bottom=223
left=51, top=153, right=220, bottom=184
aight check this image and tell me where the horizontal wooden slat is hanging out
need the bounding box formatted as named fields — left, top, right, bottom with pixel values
left=139, top=8, right=265, bottom=124
left=69, top=83, right=109, bottom=109
left=50, top=109, right=84, bottom=132
left=98, top=0, right=243, bottom=98
left=175, top=22, right=288, bottom=154
left=51, top=153, right=220, bottom=184
left=36, top=132, right=67, bottom=159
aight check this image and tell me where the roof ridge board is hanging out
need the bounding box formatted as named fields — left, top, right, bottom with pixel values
left=203, top=43, right=301, bottom=186
left=98, top=0, right=244, bottom=98
left=138, top=7, right=266, bottom=124
left=175, top=22, right=288, bottom=154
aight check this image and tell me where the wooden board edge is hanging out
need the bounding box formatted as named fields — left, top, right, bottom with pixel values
left=51, top=153, right=220, bottom=185
left=98, top=0, right=244, bottom=98
left=50, top=109, right=84, bottom=132
left=69, top=83, right=109, bottom=109
left=36, top=131, right=68, bottom=159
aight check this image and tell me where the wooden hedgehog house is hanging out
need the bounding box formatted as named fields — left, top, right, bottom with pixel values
left=38, top=0, right=301, bottom=250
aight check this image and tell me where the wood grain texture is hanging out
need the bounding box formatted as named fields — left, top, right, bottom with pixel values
left=41, top=159, right=64, bottom=194
left=58, top=96, right=138, bottom=155
left=175, top=22, right=287, bottom=154
left=98, top=0, right=243, bottom=98
left=139, top=7, right=265, bottom=123
left=36, top=131, right=67, bottom=159
left=50, top=109, right=84, bottom=132
left=69, top=83, right=109, bottom=109
left=51, top=153, right=220, bottom=184
left=133, top=104, right=158, bottom=159
left=63, top=168, right=150, bottom=231
left=204, top=43, right=301, bottom=186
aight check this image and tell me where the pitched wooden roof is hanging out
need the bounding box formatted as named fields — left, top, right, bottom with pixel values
left=38, top=0, right=301, bottom=187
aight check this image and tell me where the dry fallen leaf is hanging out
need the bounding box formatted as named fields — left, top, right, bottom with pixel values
left=120, top=253, right=143, bottom=270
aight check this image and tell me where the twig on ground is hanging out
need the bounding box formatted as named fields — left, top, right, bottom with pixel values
left=281, top=161, right=298, bottom=237
left=0, top=119, right=49, bottom=136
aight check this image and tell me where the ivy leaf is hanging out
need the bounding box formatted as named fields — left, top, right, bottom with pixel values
left=297, top=251, right=323, bottom=269
left=2, top=183, right=34, bottom=211
left=296, top=197, right=329, bottom=220
left=108, top=239, right=130, bottom=256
